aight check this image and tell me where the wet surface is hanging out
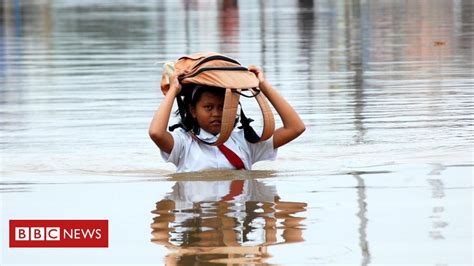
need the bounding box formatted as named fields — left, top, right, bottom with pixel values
left=1, top=0, right=473, bottom=265
left=150, top=178, right=306, bottom=264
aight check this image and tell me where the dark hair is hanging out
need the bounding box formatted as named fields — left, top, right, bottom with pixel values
left=172, top=84, right=225, bottom=134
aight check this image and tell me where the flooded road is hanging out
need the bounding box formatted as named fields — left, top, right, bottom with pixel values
left=1, top=0, right=473, bottom=265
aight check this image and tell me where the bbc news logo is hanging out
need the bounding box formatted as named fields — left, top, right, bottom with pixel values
left=9, top=220, right=108, bottom=248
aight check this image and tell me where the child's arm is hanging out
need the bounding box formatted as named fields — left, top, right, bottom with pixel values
left=248, top=65, right=306, bottom=149
left=149, top=76, right=181, bottom=154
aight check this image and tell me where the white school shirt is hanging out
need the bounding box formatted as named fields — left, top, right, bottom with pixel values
left=161, top=128, right=277, bottom=172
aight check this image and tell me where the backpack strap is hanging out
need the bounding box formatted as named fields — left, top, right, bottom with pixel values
left=239, top=88, right=275, bottom=143
left=253, top=88, right=275, bottom=143
left=213, top=88, right=241, bottom=146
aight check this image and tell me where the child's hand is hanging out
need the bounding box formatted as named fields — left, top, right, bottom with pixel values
left=169, top=75, right=182, bottom=96
left=249, top=65, right=272, bottom=94
left=248, top=65, right=265, bottom=85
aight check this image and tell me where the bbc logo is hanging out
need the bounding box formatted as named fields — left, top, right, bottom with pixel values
left=15, top=227, right=60, bottom=241
left=10, top=220, right=108, bottom=248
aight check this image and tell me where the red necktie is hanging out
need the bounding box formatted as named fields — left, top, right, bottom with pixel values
left=221, top=180, right=245, bottom=201
left=217, top=144, right=245, bottom=170
left=217, top=144, right=245, bottom=201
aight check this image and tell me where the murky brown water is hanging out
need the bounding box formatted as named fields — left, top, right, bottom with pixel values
left=1, top=0, right=473, bottom=265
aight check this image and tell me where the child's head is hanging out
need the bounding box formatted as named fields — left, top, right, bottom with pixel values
left=179, top=84, right=225, bottom=135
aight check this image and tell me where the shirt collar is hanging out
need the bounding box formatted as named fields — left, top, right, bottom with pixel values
left=197, top=129, right=220, bottom=142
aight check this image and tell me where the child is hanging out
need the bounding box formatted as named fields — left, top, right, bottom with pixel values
left=149, top=65, right=305, bottom=173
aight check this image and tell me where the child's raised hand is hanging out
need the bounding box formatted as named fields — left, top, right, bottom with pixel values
left=248, top=65, right=266, bottom=85
left=169, top=74, right=182, bottom=96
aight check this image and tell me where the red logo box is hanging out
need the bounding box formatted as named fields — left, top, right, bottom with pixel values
left=9, top=220, right=108, bottom=248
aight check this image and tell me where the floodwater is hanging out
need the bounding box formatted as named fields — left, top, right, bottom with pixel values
left=1, top=0, right=473, bottom=265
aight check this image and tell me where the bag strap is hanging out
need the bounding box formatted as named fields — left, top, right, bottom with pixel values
left=238, top=88, right=275, bottom=143
left=255, top=88, right=275, bottom=143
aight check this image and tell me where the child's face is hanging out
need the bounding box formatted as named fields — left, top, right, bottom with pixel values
left=190, top=92, right=224, bottom=135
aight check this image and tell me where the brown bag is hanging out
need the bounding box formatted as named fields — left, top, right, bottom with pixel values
left=160, top=52, right=275, bottom=146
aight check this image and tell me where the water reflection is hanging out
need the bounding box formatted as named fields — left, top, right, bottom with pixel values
left=219, top=0, right=239, bottom=54
left=353, top=174, right=371, bottom=266
left=150, top=178, right=307, bottom=265
left=428, top=165, right=448, bottom=241
left=345, top=0, right=368, bottom=145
